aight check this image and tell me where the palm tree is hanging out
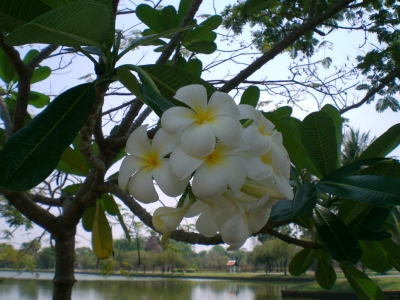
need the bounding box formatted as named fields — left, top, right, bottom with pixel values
left=341, top=127, right=375, bottom=166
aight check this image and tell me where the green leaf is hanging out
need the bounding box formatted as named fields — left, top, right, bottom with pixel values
left=31, top=66, right=51, bottom=84
left=0, top=83, right=95, bottom=191
left=92, top=200, right=113, bottom=259
left=56, top=146, right=89, bottom=176
left=5, top=1, right=110, bottom=48
left=301, top=111, right=338, bottom=177
left=359, top=123, right=400, bottom=160
left=185, top=41, right=217, bottom=54
left=28, top=91, right=50, bottom=108
left=140, top=64, right=217, bottom=104
left=316, top=257, right=337, bottom=290
left=379, top=238, right=400, bottom=272
left=324, top=158, right=389, bottom=179
left=240, top=86, right=260, bottom=107
left=177, top=0, right=191, bottom=23
left=245, top=0, right=278, bottom=15
left=161, top=6, right=178, bottom=30
left=136, top=4, right=165, bottom=33
left=360, top=241, right=392, bottom=273
left=271, top=106, right=292, bottom=119
left=289, top=248, right=315, bottom=276
left=0, top=0, right=52, bottom=32
left=61, top=183, right=83, bottom=196
left=338, top=199, right=371, bottom=226
left=0, top=48, right=16, bottom=84
left=101, top=194, right=118, bottom=216
left=184, top=15, right=222, bottom=43
left=0, top=128, right=5, bottom=149
left=313, top=205, right=361, bottom=264
left=82, top=204, right=96, bottom=232
left=355, top=230, right=392, bottom=241
left=139, top=84, right=175, bottom=117
left=316, top=175, right=400, bottom=207
left=340, top=263, right=388, bottom=300
left=359, top=159, right=400, bottom=178
left=270, top=183, right=317, bottom=221
left=185, top=59, right=203, bottom=77
left=116, top=67, right=143, bottom=99
left=321, top=104, right=342, bottom=165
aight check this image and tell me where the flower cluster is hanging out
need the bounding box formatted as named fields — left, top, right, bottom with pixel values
left=119, top=84, right=293, bottom=250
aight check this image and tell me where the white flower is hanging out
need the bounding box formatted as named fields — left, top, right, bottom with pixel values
left=161, top=84, right=242, bottom=157
left=153, top=205, right=190, bottom=233
left=169, top=141, right=249, bottom=199
left=118, top=125, right=189, bottom=203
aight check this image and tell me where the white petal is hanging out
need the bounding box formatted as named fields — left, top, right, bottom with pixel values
left=249, top=209, right=271, bottom=234
left=169, top=147, right=205, bottom=179
left=185, top=200, right=204, bottom=218
left=243, top=124, right=272, bottom=156
left=220, top=211, right=250, bottom=246
left=208, top=91, right=240, bottom=116
left=209, top=114, right=242, bottom=147
left=161, top=107, right=196, bottom=134
left=181, top=122, right=215, bottom=157
left=152, top=128, right=180, bottom=157
left=126, top=125, right=151, bottom=157
left=192, top=163, right=227, bottom=199
left=238, top=104, right=261, bottom=122
left=153, top=206, right=189, bottom=233
left=246, top=156, right=273, bottom=181
left=118, top=156, right=143, bottom=190
left=248, top=195, right=269, bottom=214
left=196, top=206, right=219, bottom=237
left=221, top=156, right=247, bottom=193
left=152, top=159, right=189, bottom=197
left=174, top=84, right=208, bottom=115
left=269, top=141, right=291, bottom=177
left=273, top=173, right=294, bottom=200
left=128, top=168, right=158, bottom=203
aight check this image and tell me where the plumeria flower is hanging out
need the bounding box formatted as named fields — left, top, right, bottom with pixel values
left=169, top=141, right=249, bottom=199
left=185, top=195, right=233, bottom=237
left=161, top=84, right=243, bottom=157
left=118, top=125, right=189, bottom=203
left=153, top=204, right=191, bottom=233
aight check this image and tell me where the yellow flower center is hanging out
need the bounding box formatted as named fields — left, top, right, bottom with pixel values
left=261, top=150, right=272, bottom=165
left=143, top=151, right=160, bottom=171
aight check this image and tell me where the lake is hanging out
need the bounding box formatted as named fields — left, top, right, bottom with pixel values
left=0, top=271, right=297, bottom=300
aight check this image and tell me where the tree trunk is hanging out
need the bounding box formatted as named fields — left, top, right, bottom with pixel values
left=52, top=226, right=77, bottom=300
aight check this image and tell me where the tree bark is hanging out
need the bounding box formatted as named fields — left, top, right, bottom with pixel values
left=52, top=226, right=77, bottom=300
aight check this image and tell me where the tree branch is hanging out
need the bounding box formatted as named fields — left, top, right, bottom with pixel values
left=219, top=0, right=355, bottom=93
left=0, top=95, right=12, bottom=139
left=26, top=45, right=59, bottom=71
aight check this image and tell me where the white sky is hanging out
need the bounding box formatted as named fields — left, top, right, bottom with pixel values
left=1, top=0, right=399, bottom=252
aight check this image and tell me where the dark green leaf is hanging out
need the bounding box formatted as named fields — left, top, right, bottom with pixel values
left=245, top=0, right=278, bottom=15
left=324, top=158, right=389, bottom=179
left=139, top=84, right=175, bottom=118
left=379, top=238, right=400, bottom=272
left=0, top=48, right=16, bottom=83
left=321, top=104, right=342, bottom=164
left=355, top=230, right=392, bottom=241
left=349, top=205, right=392, bottom=232
left=117, top=67, right=142, bottom=99
left=92, top=200, right=113, bottom=259
left=56, top=146, right=89, bottom=176
left=271, top=106, right=292, bottom=119
left=136, top=4, right=165, bottom=33
left=101, top=194, right=118, bottom=216
left=359, top=159, right=400, bottom=178
left=140, top=64, right=217, bottom=104
left=177, top=0, right=191, bottom=23
left=28, top=91, right=50, bottom=108
left=185, top=41, right=217, bottom=54
left=185, top=59, right=203, bottom=77
left=61, top=183, right=83, bottom=196
left=82, top=204, right=96, bottom=232
left=240, top=86, right=260, bottom=107
left=340, top=263, right=388, bottom=300
left=0, top=83, right=95, bottom=191
left=338, top=199, right=371, bottom=226
left=316, top=257, right=336, bottom=290
left=270, top=183, right=317, bottom=221
left=360, top=241, right=392, bottom=273
left=0, top=128, right=5, bottom=149
left=0, top=0, right=52, bottom=32
left=161, top=6, right=178, bottom=30
left=301, top=111, right=338, bottom=177
left=31, top=66, right=52, bottom=84
left=313, top=205, right=361, bottom=264
left=359, top=123, right=400, bottom=160
left=184, top=15, right=222, bottom=43
left=6, top=1, right=110, bottom=48
left=289, top=248, right=315, bottom=276
left=316, top=175, right=400, bottom=207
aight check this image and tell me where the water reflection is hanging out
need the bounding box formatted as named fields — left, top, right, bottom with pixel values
left=0, top=271, right=296, bottom=300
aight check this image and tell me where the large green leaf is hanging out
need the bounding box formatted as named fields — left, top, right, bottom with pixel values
left=82, top=203, right=96, bottom=232
left=240, top=86, right=260, bottom=108
left=92, top=200, right=113, bottom=259
left=139, top=84, right=175, bottom=117
left=270, top=183, right=317, bottom=221
left=359, top=123, right=400, bottom=159
left=301, top=111, right=338, bottom=177
left=340, top=263, right=388, bottom=300
left=177, top=0, right=191, bottom=23
left=185, top=59, right=203, bottom=77
left=56, top=146, right=89, bottom=176
left=28, top=91, right=50, bottom=108
left=338, top=199, right=372, bottom=226
left=185, top=41, right=217, bottom=54
left=316, top=256, right=336, bottom=290
left=289, top=248, right=315, bottom=276
left=5, top=1, right=109, bottom=48
left=379, top=238, right=400, bottom=272
left=31, top=66, right=52, bottom=84
left=324, top=158, right=389, bottom=179
left=161, top=6, right=178, bottom=30
left=360, top=241, right=392, bottom=273
left=321, top=104, right=342, bottom=164
left=359, top=159, right=400, bottom=178
left=0, top=0, right=52, bottom=32
left=0, top=48, right=16, bottom=84
left=0, top=83, right=95, bottom=191
left=139, top=64, right=217, bottom=104
left=183, top=15, right=222, bottom=43
left=136, top=4, right=165, bottom=33
left=313, top=205, right=361, bottom=264
left=316, top=175, right=400, bottom=207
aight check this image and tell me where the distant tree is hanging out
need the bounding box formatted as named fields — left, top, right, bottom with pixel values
left=341, top=127, right=375, bottom=165
left=36, top=247, right=55, bottom=269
